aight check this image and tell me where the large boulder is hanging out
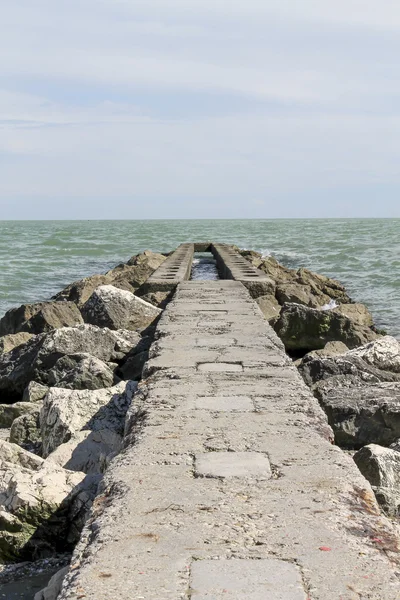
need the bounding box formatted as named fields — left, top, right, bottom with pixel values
left=10, top=405, right=42, bottom=453
left=298, top=353, right=400, bottom=390
left=274, top=303, right=378, bottom=352
left=47, top=353, right=116, bottom=390
left=0, top=302, right=83, bottom=336
left=0, top=401, right=40, bottom=428
left=275, top=282, right=330, bottom=309
left=53, top=274, right=112, bottom=305
left=295, top=268, right=351, bottom=304
left=318, top=383, right=400, bottom=448
left=47, top=429, right=122, bottom=475
left=353, top=444, right=400, bottom=516
left=333, top=303, right=374, bottom=328
left=0, top=325, right=140, bottom=401
left=0, top=332, right=34, bottom=354
left=347, top=336, right=400, bottom=373
left=40, top=380, right=136, bottom=457
left=81, top=285, right=161, bottom=332
left=0, top=439, right=86, bottom=561
left=53, top=251, right=166, bottom=306
left=107, top=250, right=166, bottom=290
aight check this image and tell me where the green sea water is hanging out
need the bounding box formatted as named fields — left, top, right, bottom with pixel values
left=0, top=219, right=399, bottom=337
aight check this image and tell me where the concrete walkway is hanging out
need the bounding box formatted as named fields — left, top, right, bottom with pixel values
left=60, top=281, right=400, bottom=599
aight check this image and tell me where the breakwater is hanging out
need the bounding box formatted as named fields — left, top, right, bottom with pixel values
left=1, top=243, right=400, bottom=599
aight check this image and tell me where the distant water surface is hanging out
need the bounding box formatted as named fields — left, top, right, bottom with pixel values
left=0, top=219, right=399, bottom=337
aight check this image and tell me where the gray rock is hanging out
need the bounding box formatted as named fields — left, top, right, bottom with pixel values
left=34, top=566, right=69, bottom=600
left=0, top=332, right=34, bottom=354
left=47, top=353, right=116, bottom=390
left=298, top=353, right=400, bottom=390
left=40, top=381, right=137, bottom=457
left=0, top=302, right=83, bottom=336
left=10, top=405, right=42, bottom=452
left=0, top=325, right=140, bottom=401
left=81, top=285, right=161, bottom=332
left=108, top=250, right=166, bottom=289
left=53, top=274, right=112, bottom=305
left=319, top=382, right=400, bottom=448
left=353, top=444, right=400, bottom=516
left=255, top=295, right=281, bottom=322
left=0, top=401, right=39, bottom=428
left=275, top=302, right=378, bottom=352
left=22, top=381, right=50, bottom=403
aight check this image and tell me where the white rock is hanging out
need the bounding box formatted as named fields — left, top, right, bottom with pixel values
left=82, top=285, right=161, bottom=332
left=40, top=381, right=137, bottom=457
left=348, top=336, right=400, bottom=373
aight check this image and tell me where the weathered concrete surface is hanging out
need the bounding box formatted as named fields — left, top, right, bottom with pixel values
left=137, top=243, right=194, bottom=296
left=212, top=243, right=275, bottom=298
left=59, top=282, right=400, bottom=600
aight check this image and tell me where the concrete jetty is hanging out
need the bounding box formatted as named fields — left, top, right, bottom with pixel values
left=60, top=269, right=400, bottom=598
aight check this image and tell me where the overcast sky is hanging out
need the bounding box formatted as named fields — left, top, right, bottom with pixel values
left=1, top=0, right=400, bottom=219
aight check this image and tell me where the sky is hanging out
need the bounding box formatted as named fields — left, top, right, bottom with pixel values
left=1, top=0, right=400, bottom=219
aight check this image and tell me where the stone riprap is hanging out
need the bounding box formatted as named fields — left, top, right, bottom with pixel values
left=59, top=281, right=400, bottom=600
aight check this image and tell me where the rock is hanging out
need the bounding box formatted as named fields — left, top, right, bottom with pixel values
left=249, top=255, right=295, bottom=283
left=53, top=251, right=166, bottom=306
left=22, top=381, right=50, bottom=403
left=109, top=250, right=166, bottom=289
left=0, top=439, right=97, bottom=561
left=275, top=283, right=330, bottom=309
left=81, top=285, right=162, bottom=333
left=318, top=382, right=400, bottom=448
left=138, top=291, right=172, bottom=308
left=237, top=249, right=264, bottom=269
left=295, top=268, right=351, bottom=304
left=298, top=352, right=400, bottom=390
left=353, top=444, right=400, bottom=516
left=0, top=302, right=83, bottom=336
left=47, top=353, right=116, bottom=390
left=0, top=325, right=140, bottom=401
left=10, top=405, right=42, bottom=452
left=40, top=381, right=137, bottom=457
left=0, top=401, right=39, bottom=428
left=333, top=303, right=374, bottom=327
left=0, top=332, right=34, bottom=354
left=34, top=566, right=69, bottom=600
left=274, top=303, right=378, bottom=353
left=47, top=429, right=122, bottom=474
left=308, top=341, right=350, bottom=359
left=347, top=336, right=400, bottom=373
left=53, top=274, right=112, bottom=305
left=255, top=295, right=281, bottom=322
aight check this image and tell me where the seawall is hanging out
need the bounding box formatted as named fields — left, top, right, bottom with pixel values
left=58, top=278, right=400, bottom=599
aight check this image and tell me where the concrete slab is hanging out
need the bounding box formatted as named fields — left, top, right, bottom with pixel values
left=190, top=559, right=306, bottom=600
left=197, top=362, right=243, bottom=372
left=194, top=396, right=254, bottom=412
left=195, top=452, right=272, bottom=478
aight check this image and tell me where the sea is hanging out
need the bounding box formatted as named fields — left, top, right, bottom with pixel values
left=0, top=219, right=399, bottom=338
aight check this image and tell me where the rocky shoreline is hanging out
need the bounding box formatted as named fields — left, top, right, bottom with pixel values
left=0, top=245, right=399, bottom=598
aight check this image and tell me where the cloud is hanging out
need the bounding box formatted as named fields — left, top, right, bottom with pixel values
left=1, top=0, right=400, bottom=217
